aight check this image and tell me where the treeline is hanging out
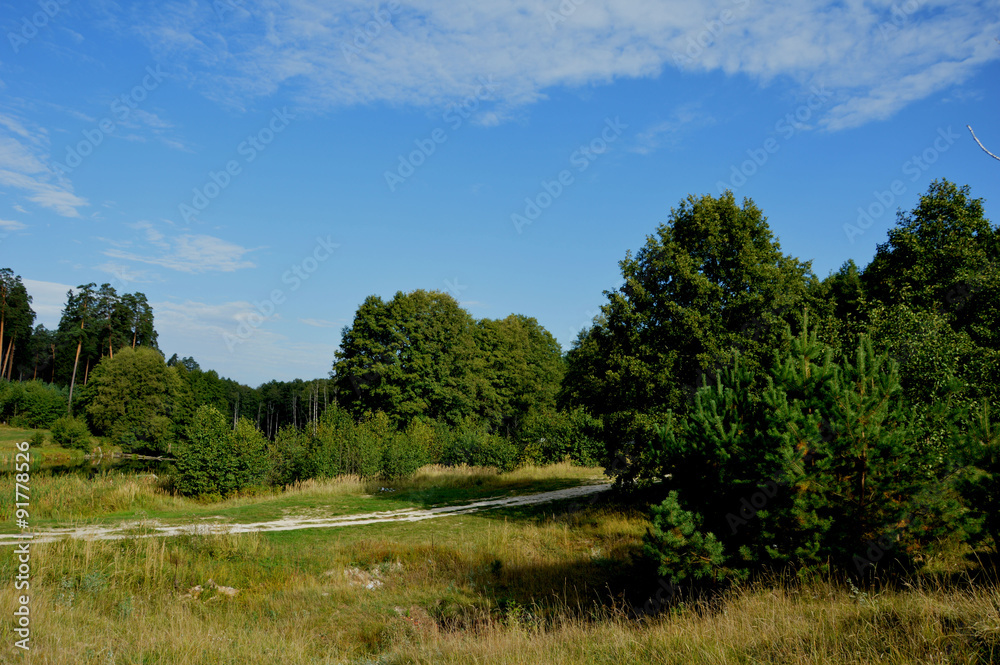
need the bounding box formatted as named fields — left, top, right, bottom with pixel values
left=0, top=276, right=156, bottom=387
left=0, top=272, right=342, bottom=438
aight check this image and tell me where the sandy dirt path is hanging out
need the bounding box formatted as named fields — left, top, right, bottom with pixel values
left=0, top=483, right=611, bottom=545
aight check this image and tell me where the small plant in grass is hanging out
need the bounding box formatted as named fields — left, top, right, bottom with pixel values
left=50, top=415, right=93, bottom=451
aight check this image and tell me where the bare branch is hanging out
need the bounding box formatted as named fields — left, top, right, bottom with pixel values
left=967, top=125, right=1000, bottom=162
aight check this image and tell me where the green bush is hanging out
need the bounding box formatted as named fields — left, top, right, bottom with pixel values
left=50, top=416, right=93, bottom=451
left=0, top=379, right=67, bottom=428
left=173, top=406, right=268, bottom=498
left=380, top=431, right=429, bottom=480
left=442, top=419, right=518, bottom=472
left=643, top=491, right=729, bottom=586
left=515, top=407, right=603, bottom=466
left=957, top=403, right=1000, bottom=550
left=267, top=427, right=315, bottom=487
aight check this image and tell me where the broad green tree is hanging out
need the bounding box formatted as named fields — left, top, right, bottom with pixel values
left=863, top=180, right=999, bottom=351
left=77, top=346, right=181, bottom=453
left=475, top=314, right=564, bottom=433
left=561, top=192, right=812, bottom=471
left=333, top=290, right=492, bottom=427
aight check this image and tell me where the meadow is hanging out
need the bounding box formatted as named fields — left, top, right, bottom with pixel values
left=1, top=459, right=998, bottom=664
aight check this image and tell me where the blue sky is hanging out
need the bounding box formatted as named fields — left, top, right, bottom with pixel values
left=1, top=0, right=998, bottom=387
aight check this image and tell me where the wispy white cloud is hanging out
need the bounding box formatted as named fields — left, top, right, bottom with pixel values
left=632, top=103, right=714, bottom=154
left=104, top=228, right=258, bottom=273
left=0, top=219, right=27, bottom=231
left=116, top=0, right=999, bottom=131
left=0, top=111, right=89, bottom=217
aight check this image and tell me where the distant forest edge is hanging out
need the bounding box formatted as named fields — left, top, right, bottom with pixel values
left=1, top=179, right=999, bottom=576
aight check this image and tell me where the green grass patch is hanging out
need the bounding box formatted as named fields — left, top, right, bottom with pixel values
left=0, top=462, right=607, bottom=533
left=0, top=423, right=98, bottom=466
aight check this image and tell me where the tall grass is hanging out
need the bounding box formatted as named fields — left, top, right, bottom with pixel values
left=0, top=462, right=605, bottom=525
left=0, top=516, right=997, bottom=664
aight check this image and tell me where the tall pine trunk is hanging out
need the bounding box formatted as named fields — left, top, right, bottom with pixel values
left=68, top=338, right=83, bottom=413
left=4, top=340, right=14, bottom=380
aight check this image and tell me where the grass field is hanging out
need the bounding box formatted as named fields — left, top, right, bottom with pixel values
left=0, top=448, right=998, bottom=663
left=0, top=486, right=997, bottom=663
left=0, top=462, right=605, bottom=533
left=0, top=425, right=94, bottom=467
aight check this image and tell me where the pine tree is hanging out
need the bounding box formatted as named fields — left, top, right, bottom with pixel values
left=644, top=320, right=966, bottom=584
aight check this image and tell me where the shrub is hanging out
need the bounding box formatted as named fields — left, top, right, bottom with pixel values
left=515, top=407, right=604, bottom=466
left=0, top=379, right=67, bottom=429
left=442, top=419, right=518, bottom=472
left=50, top=416, right=93, bottom=451
left=957, top=403, right=1000, bottom=550
left=380, top=431, right=429, bottom=480
left=267, top=427, right=315, bottom=487
left=173, top=406, right=268, bottom=498
left=643, top=491, right=729, bottom=585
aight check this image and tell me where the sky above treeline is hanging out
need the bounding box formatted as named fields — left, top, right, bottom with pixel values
left=1, top=0, right=998, bottom=387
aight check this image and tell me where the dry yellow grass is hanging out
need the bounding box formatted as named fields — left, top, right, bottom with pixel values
left=1, top=463, right=996, bottom=664
left=1, top=497, right=997, bottom=664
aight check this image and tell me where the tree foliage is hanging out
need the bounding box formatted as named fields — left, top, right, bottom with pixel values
left=644, top=326, right=965, bottom=583
left=77, top=347, right=181, bottom=454
left=0, top=269, right=36, bottom=381
left=173, top=405, right=268, bottom=498
left=863, top=180, right=999, bottom=350
left=333, top=290, right=564, bottom=437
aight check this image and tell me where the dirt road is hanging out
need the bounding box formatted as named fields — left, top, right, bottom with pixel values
left=0, top=483, right=611, bottom=545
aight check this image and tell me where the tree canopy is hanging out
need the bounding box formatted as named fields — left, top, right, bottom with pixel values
left=332, top=290, right=565, bottom=433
